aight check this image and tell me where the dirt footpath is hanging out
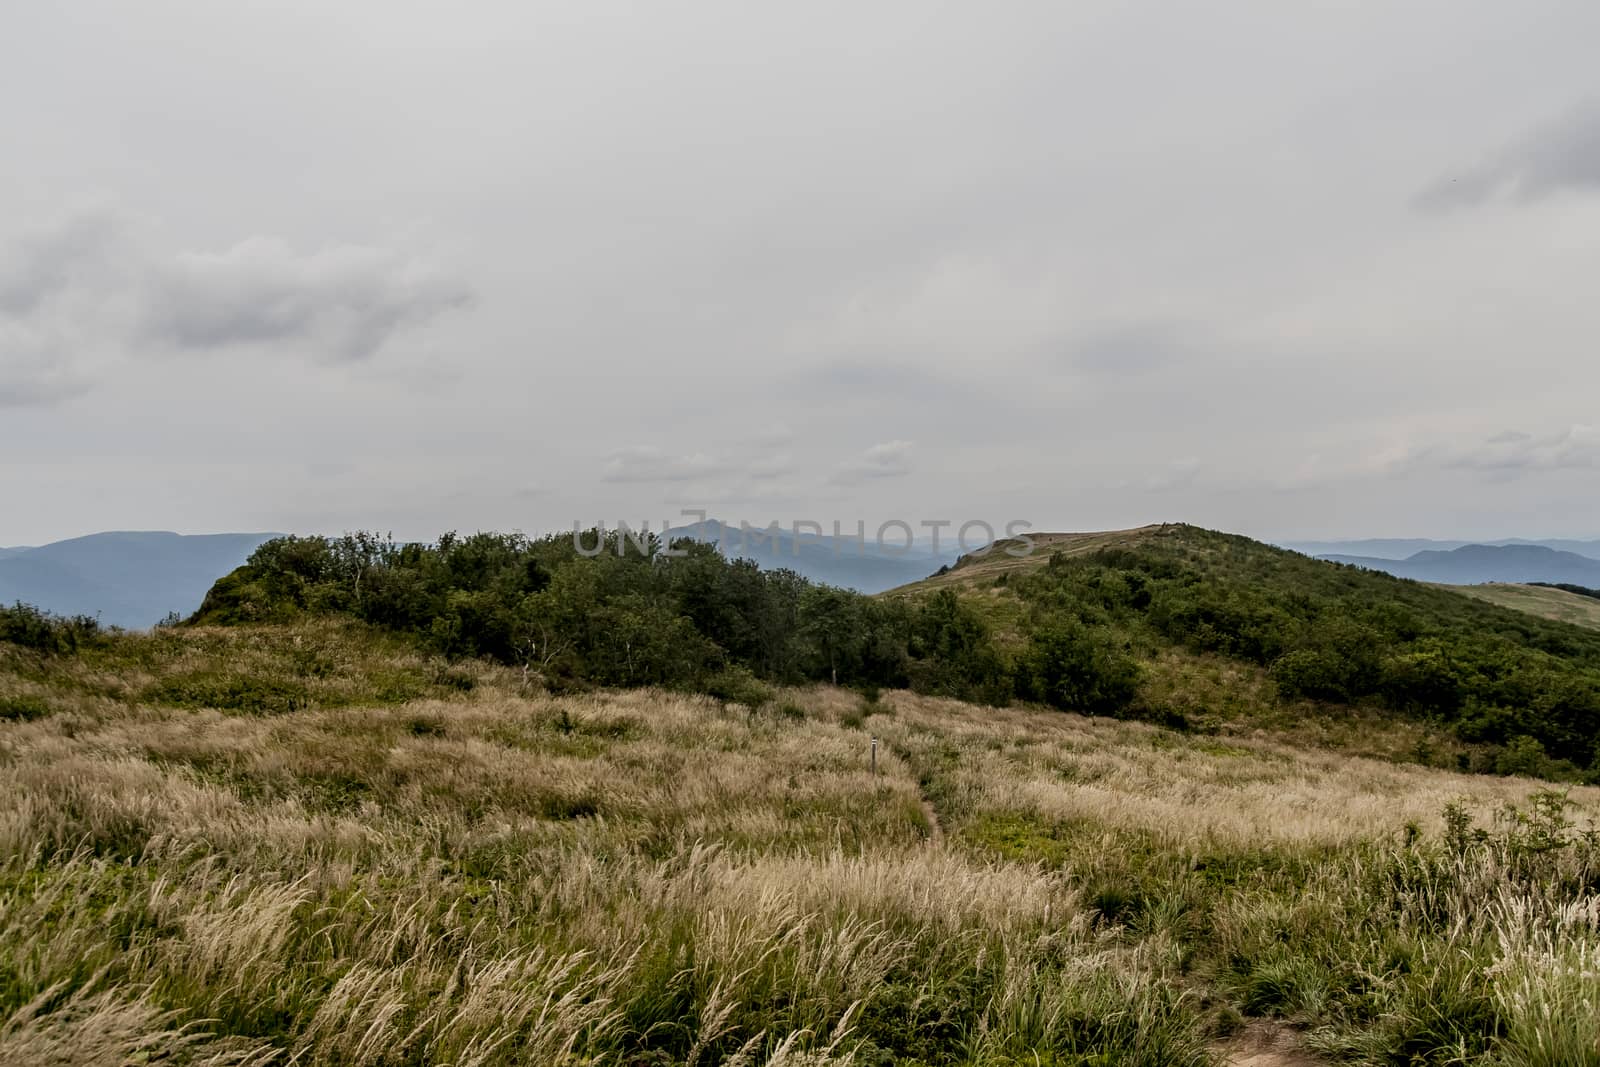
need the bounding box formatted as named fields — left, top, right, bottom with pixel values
left=1216, top=1023, right=1323, bottom=1067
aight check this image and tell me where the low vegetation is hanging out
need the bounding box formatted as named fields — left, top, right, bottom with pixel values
left=0, top=601, right=103, bottom=655
left=3, top=620, right=1599, bottom=1064
left=6, top=523, right=1600, bottom=1060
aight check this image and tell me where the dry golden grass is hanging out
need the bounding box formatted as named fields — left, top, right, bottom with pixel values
left=865, top=691, right=1600, bottom=848
left=2, top=663, right=1170, bottom=1064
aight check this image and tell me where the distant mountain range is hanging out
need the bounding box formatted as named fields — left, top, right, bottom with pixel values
left=1282, top=537, right=1600, bottom=561
left=0, top=532, right=280, bottom=629
left=1318, top=543, right=1600, bottom=587
left=668, top=519, right=961, bottom=593
left=12, top=526, right=1600, bottom=628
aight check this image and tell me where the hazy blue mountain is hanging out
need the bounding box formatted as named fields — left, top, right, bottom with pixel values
left=666, top=519, right=962, bottom=593
left=0, top=547, right=32, bottom=561
left=1494, top=538, right=1600, bottom=558
left=1323, top=544, right=1600, bottom=586
left=0, top=531, right=281, bottom=628
left=1285, top=537, right=1600, bottom=561
left=1281, top=538, right=1473, bottom=559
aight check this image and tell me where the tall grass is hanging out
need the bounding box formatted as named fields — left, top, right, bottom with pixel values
left=3, top=622, right=1600, bottom=1062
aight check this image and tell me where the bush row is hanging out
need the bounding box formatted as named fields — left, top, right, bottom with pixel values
left=187, top=531, right=1140, bottom=714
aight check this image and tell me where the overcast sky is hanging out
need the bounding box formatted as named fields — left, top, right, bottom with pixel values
left=5, top=1, right=1600, bottom=547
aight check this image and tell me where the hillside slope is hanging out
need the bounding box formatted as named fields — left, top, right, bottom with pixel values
left=895, top=523, right=1600, bottom=778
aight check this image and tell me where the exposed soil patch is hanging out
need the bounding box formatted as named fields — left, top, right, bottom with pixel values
left=1216, top=1022, right=1322, bottom=1067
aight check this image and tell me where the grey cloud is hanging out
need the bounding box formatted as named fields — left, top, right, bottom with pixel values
left=1143, top=459, right=1204, bottom=492
left=748, top=453, right=795, bottom=480
left=305, top=460, right=356, bottom=480
left=142, top=238, right=473, bottom=362
left=1419, top=100, right=1600, bottom=208
left=601, top=425, right=809, bottom=491
left=0, top=320, right=46, bottom=386
left=801, top=362, right=975, bottom=401
left=659, top=483, right=795, bottom=508
left=0, top=206, right=128, bottom=316
left=0, top=381, right=83, bottom=408
left=0, top=210, right=135, bottom=407
left=0, top=208, right=472, bottom=408
left=794, top=361, right=1005, bottom=424
left=830, top=440, right=916, bottom=485
left=1062, top=321, right=1191, bottom=375
left=1448, top=426, right=1600, bottom=474
left=600, top=447, right=737, bottom=484
left=752, top=423, right=795, bottom=448
left=809, top=363, right=932, bottom=394
left=0, top=355, right=90, bottom=408
left=1392, top=426, right=1600, bottom=477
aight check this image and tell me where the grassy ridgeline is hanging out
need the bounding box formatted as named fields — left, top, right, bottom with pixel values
left=3, top=623, right=1600, bottom=1064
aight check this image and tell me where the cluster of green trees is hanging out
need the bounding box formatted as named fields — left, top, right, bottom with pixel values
left=191, top=531, right=1130, bottom=711
left=1009, top=530, right=1600, bottom=776
left=0, top=602, right=102, bottom=654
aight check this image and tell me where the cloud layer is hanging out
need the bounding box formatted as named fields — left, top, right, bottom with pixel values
left=831, top=441, right=917, bottom=485
left=1420, top=100, right=1600, bottom=208
left=0, top=207, right=471, bottom=406
left=1396, top=426, right=1600, bottom=477
left=144, top=237, right=471, bottom=362
left=5, top=3, right=1600, bottom=543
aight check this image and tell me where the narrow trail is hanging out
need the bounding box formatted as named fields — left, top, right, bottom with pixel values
left=876, top=723, right=944, bottom=847
left=919, top=797, right=944, bottom=847
left=1215, top=1023, right=1322, bottom=1067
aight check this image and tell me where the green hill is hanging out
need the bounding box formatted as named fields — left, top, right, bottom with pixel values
left=898, top=523, right=1600, bottom=777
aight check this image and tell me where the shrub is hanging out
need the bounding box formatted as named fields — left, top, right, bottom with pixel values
left=1496, top=735, right=1553, bottom=778
left=1269, top=649, right=1352, bottom=702
left=1020, top=619, right=1140, bottom=715
left=0, top=603, right=102, bottom=654
left=701, top=666, right=772, bottom=708
left=0, top=694, right=51, bottom=721
left=143, top=672, right=311, bottom=714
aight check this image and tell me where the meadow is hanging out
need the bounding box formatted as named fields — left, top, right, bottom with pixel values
left=4, top=619, right=1600, bottom=1065
left=1445, top=582, right=1600, bottom=632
